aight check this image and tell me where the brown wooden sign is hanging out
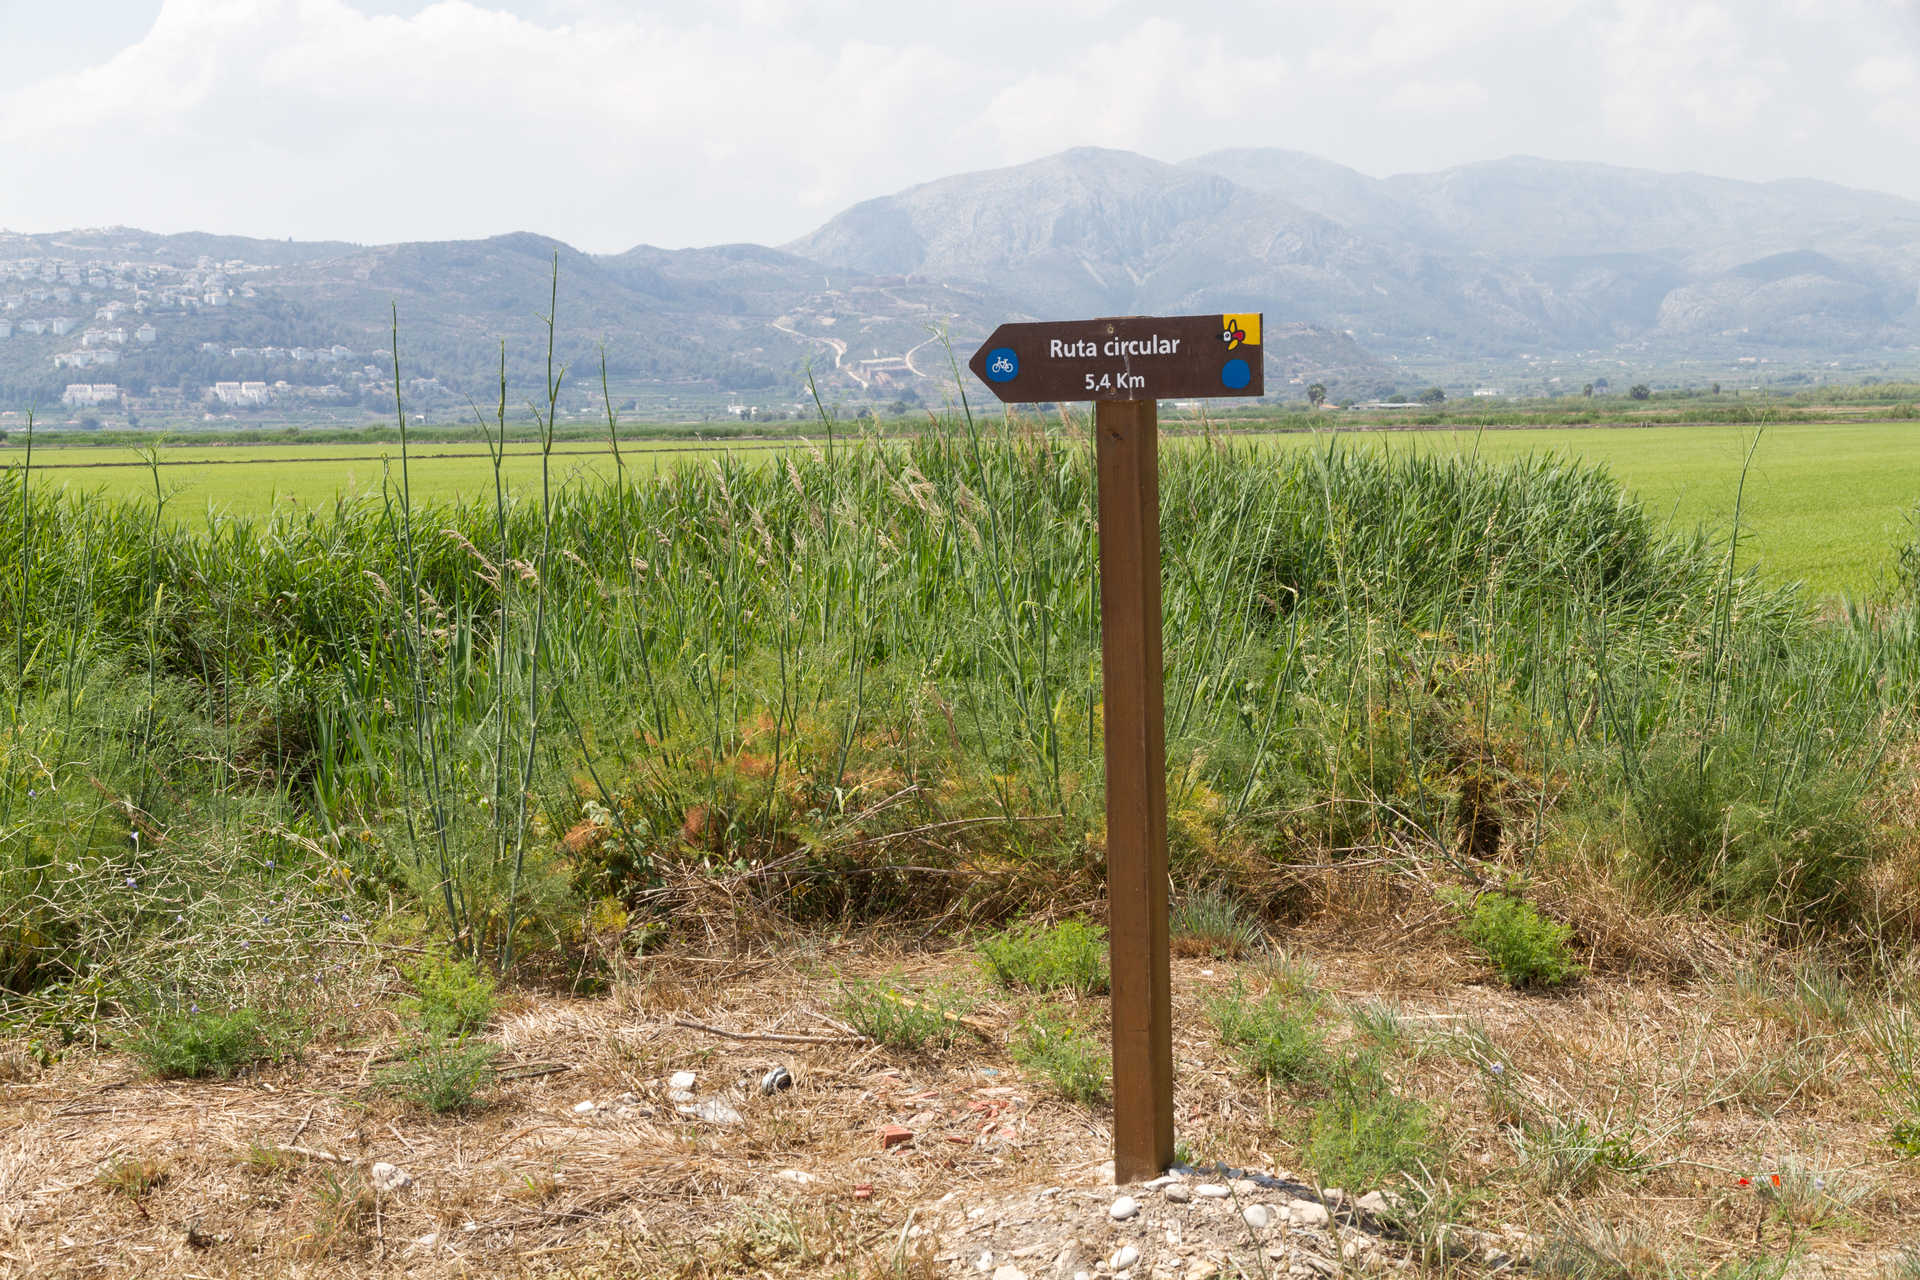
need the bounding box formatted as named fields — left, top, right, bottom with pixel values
left=968, top=310, right=1263, bottom=1186
left=967, top=313, right=1264, bottom=403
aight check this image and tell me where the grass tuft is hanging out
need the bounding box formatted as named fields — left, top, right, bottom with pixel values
left=95, top=1154, right=169, bottom=1200
left=1170, top=886, right=1263, bottom=958
left=977, top=919, right=1109, bottom=996
left=1206, top=978, right=1327, bottom=1084
left=378, top=1034, right=499, bottom=1114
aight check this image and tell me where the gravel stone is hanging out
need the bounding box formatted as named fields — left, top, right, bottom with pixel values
left=1163, top=1183, right=1191, bottom=1203
left=1242, top=1204, right=1273, bottom=1230
left=1193, top=1184, right=1230, bottom=1199
left=1110, top=1244, right=1141, bottom=1270
left=369, top=1162, right=412, bottom=1194
left=1109, top=1196, right=1141, bottom=1221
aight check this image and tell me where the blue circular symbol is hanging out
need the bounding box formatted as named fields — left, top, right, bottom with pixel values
left=985, top=347, right=1019, bottom=383
left=1221, top=357, right=1251, bottom=390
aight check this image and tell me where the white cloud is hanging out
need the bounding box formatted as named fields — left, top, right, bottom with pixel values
left=4, top=0, right=1920, bottom=249
left=983, top=20, right=1288, bottom=159
left=1381, top=79, right=1491, bottom=115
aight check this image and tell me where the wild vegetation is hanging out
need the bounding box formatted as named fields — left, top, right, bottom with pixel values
left=6, top=346, right=1920, bottom=1272
left=5, top=387, right=1920, bottom=1006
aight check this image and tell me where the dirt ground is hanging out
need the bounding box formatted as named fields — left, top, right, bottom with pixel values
left=2, top=921, right=1917, bottom=1279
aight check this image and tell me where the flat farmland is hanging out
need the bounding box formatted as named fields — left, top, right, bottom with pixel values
left=1248, top=420, right=1920, bottom=599
left=3, top=418, right=1916, bottom=597
left=0, top=437, right=786, bottom=515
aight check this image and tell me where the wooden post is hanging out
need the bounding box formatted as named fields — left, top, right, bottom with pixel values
left=1095, top=398, right=1174, bottom=1184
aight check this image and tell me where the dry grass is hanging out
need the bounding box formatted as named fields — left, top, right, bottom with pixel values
left=0, top=906, right=1917, bottom=1278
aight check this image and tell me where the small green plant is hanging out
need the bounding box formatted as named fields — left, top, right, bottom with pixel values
left=978, top=919, right=1109, bottom=996
left=834, top=978, right=969, bottom=1052
left=1170, top=886, right=1262, bottom=958
left=95, top=1153, right=169, bottom=1199
left=1515, top=1116, right=1646, bottom=1194
left=1868, top=1008, right=1920, bottom=1153
left=1307, top=1054, right=1438, bottom=1190
left=130, top=1007, right=296, bottom=1079
left=400, top=951, right=496, bottom=1039
left=1206, top=979, right=1327, bottom=1084
left=301, top=1167, right=375, bottom=1258
left=1751, top=1156, right=1859, bottom=1230
left=1350, top=998, right=1413, bottom=1054
left=1254, top=947, right=1318, bottom=1000
left=378, top=1035, right=499, bottom=1113
left=1011, top=1007, right=1108, bottom=1106
left=1451, top=890, right=1582, bottom=989
left=1787, top=960, right=1851, bottom=1030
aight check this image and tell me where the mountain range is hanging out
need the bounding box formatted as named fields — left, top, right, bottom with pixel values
left=6, top=146, right=1920, bottom=412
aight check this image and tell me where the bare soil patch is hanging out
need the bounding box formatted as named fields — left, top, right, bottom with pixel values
left=1, top=924, right=1916, bottom=1278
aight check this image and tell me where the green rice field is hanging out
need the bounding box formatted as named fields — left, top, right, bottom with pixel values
left=1, top=418, right=1914, bottom=598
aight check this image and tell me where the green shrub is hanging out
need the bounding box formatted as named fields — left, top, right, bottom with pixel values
left=1454, top=892, right=1582, bottom=989
left=834, top=978, right=969, bottom=1052
left=1206, top=979, right=1327, bottom=1083
left=400, top=952, right=496, bottom=1039
left=378, top=1035, right=499, bottom=1113
left=978, top=919, right=1109, bottom=996
left=1627, top=737, right=1875, bottom=933
left=131, top=1007, right=297, bottom=1079
left=1011, top=1007, right=1108, bottom=1106
left=1307, top=1055, right=1438, bottom=1190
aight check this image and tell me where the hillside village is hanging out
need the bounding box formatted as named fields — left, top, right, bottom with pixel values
left=0, top=249, right=384, bottom=420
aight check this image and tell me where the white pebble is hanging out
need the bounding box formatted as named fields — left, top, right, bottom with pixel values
left=1110, top=1245, right=1140, bottom=1270
left=1194, top=1183, right=1230, bottom=1198
left=1242, top=1204, right=1273, bottom=1230
left=1109, top=1195, right=1140, bottom=1221
left=974, top=1250, right=994, bottom=1272
left=571, top=1100, right=598, bottom=1115
left=1289, top=1200, right=1330, bottom=1228
left=369, top=1161, right=412, bottom=1194
left=992, top=1266, right=1028, bottom=1280
left=1163, top=1182, right=1192, bottom=1203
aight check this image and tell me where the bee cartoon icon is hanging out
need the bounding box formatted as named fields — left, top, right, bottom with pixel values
left=1220, top=314, right=1260, bottom=351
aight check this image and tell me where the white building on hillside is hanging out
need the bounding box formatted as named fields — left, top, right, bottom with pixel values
left=135, top=323, right=156, bottom=343
left=62, top=383, right=120, bottom=407
left=211, top=381, right=271, bottom=406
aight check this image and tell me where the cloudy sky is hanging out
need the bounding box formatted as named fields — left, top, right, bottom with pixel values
left=4, top=0, right=1920, bottom=252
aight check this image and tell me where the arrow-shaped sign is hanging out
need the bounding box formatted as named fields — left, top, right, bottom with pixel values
left=968, top=313, right=1264, bottom=403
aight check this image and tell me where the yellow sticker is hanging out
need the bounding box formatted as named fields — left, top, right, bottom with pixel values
left=1221, top=314, right=1260, bottom=350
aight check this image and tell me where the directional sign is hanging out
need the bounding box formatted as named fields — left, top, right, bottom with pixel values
left=967, top=308, right=1264, bottom=1185
left=968, top=313, right=1264, bottom=403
